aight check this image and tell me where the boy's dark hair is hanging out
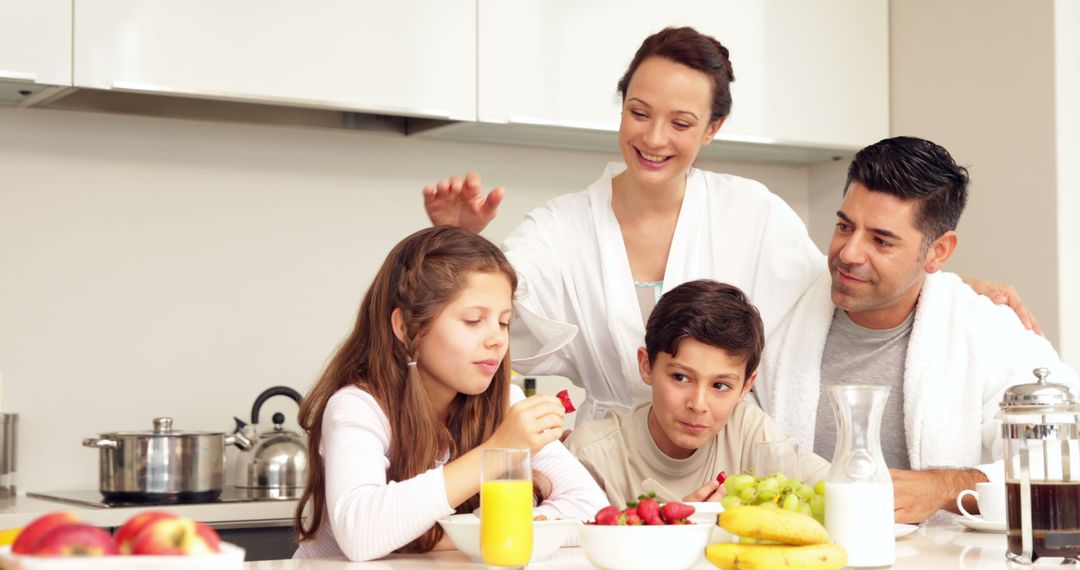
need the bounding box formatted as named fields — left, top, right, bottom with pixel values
left=645, top=280, right=764, bottom=379
left=846, top=136, right=970, bottom=251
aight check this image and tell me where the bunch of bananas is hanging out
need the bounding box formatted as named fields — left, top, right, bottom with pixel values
left=706, top=506, right=846, bottom=570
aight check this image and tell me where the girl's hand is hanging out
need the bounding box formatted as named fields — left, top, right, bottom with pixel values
left=487, top=395, right=565, bottom=455
left=422, top=172, right=505, bottom=233
left=961, top=276, right=1042, bottom=335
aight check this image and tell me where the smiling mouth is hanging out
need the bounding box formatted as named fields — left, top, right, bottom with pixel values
left=474, top=360, right=499, bottom=373
left=635, top=147, right=673, bottom=165
left=836, top=269, right=869, bottom=284
left=678, top=420, right=708, bottom=432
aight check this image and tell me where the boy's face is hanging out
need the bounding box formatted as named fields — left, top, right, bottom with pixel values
left=638, top=338, right=756, bottom=459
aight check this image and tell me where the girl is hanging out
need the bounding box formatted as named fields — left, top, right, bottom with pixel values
left=292, top=226, right=607, bottom=561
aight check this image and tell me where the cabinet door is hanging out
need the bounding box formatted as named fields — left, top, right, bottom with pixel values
left=479, top=0, right=887, bottom=148
left=74, top=0, right=476, bottom=120
left=0, top=0, right=71, bottom=85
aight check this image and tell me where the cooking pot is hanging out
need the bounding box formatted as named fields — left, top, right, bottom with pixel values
left=83, top=417, right=238, bottom=502
left=231, top=386, right=307, bottom=499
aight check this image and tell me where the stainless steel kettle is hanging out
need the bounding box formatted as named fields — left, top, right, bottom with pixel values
left=231, top=386, right=308, bottom=499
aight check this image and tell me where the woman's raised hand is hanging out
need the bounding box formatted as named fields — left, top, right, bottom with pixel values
left=422, top=172, right=505, bottom=233
left=487, top=395, right=565, bottom=455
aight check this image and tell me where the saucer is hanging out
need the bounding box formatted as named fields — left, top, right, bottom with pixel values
left=894, top=523, right=919, bottom=538
left=958, top=517, right=1007, bottom=533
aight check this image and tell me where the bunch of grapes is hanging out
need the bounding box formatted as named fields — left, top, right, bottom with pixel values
left=719, top=472, right=826, bottom=524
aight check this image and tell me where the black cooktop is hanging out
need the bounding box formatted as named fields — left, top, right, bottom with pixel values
left=28, top=487, right=296, bottom=508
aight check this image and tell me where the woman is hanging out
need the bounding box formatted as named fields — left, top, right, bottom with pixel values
left=423, top=27, right=1036, bottom=424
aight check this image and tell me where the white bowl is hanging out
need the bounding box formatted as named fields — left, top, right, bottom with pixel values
left=685, top=501, right=724, bottom=525
left=577, top=522, right=713, bottom=570
left=436, top=513, right=579, bottom=563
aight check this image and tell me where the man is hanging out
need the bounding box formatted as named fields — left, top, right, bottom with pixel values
left=756, top=136, right=1078, bottom=523
left=566, top=280, right=829, bottom=508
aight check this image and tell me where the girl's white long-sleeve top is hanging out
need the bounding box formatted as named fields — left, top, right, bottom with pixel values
left=293, top=384, right=608, bottom=561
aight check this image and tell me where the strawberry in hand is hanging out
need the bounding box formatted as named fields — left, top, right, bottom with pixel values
left=556, top=390, right=576, bottom=413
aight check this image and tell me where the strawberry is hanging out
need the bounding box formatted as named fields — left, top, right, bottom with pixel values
left=556, top=389, right=576, bottom=413
left=636, top=497, right=660, bottom=521
left=594, top=505, right=620, bottom=526
left=716, top=471, right=727, bottom=485
left=625, top=512, right=642, bottom=525
left=645, top=515, right=665, bottom=525
left=660, top=501, right=696, bottom=524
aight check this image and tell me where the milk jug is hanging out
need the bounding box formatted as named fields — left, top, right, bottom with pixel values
left=824, top=385, right=895, bottom=567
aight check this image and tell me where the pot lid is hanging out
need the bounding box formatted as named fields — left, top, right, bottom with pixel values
left=103, top=417, right=226, bottom=437
left=999, top=368, right=1080, bottom=416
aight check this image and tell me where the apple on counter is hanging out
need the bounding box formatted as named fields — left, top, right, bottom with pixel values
left=113, top=510, right=177, bottom=554
left=25, top=523, right=118, bottom=556
left=5, top=510, right=223, bottom=558
left=129, top=515, right=221, bottom=555
left=10, top=511, right=82, bottom=554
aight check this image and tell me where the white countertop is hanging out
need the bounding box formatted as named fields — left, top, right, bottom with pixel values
left=241, top=515, right=1019, bottom=570
left=0, top=493, right=297, bottom=529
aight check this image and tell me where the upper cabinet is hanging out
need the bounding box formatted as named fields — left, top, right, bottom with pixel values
left=478, top=0, right=888, bottom=149
left=0, top=0, right=71, bottom=86
left=72, top=0, right=477, bottom=120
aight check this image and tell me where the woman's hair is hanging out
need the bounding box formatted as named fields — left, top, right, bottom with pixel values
left=616, top=26, right=736, bottom=122
left=294, top=226, right=518, bottom=553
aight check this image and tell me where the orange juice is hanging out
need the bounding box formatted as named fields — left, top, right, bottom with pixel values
left=480, top=479, right=533, bottom=567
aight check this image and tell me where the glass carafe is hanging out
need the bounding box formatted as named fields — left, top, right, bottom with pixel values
left=998, top=367, right=1080, bottom=564
left=824, top=385, right=894, bottom=568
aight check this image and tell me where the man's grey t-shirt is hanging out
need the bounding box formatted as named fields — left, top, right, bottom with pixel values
left=815, top=308, right=914, bottom=469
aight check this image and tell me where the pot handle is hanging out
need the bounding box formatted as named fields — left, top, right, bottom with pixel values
left=251, top=386, right=303, bottom=425
left=82, top=437, right=118, bottom=449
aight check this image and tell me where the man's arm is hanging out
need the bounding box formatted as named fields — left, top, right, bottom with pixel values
left=890, top=467, right=987, bottom=523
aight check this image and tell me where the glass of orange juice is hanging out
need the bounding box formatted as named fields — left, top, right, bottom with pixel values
left=480, top=448, right=533, bottom=569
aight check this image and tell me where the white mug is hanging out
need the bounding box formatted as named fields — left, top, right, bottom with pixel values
left=956, top=481, right=1006, bottom=523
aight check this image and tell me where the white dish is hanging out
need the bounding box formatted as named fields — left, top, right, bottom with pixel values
left=436, top=513, right=579, bottom=563
left=894, top=523, right=919, bottom=538
left=578, top=522, right=713, bottom=570
left=0, top=543, right=245, bottom=569
left=957, top=517, right=1007, bottom=533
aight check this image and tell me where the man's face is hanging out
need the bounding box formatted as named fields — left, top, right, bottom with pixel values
left=638, top=338, right=755, bottom=460
left=827, top=182, right=930, bottom=328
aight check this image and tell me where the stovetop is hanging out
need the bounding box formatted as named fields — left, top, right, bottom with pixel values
left=29, top=487, right=297, bottom=509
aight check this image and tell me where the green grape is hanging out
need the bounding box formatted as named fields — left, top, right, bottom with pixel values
left=739, top=486, right=758, bottom=502
left=759, top=500, right=780, bottom=510
left=799, top=502, right=814, bottom=517
left=810, top=494, right=825, bottom=517
left=756, top=477, right=779, bottom=497
left=781, top=492, right=801, bottom=511
left=798, top=483, right=814, bottom=501
left=720, top=494, right=743, bottom=510
left=772, top=473, right=788, bottom=485
left=727, top=474, right=756, bottom=494
left=814, top=479, right=826, bottom=496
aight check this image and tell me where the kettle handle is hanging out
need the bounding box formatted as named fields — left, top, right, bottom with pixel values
left=251, top=386, right=303, bottom=425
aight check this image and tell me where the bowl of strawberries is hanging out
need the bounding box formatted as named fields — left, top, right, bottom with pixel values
left=578, top=496, right=712, bottom=570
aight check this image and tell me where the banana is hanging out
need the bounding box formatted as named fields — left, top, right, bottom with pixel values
left=706, top=542, right=847, bottom=570
left=718, top=505, right=830, bottom=546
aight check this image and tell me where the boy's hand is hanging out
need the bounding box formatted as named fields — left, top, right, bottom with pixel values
left=683, top=480, right=724, bottom=502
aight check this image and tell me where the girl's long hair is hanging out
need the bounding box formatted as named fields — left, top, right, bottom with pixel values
left=294, top=226, right=518, bottom=553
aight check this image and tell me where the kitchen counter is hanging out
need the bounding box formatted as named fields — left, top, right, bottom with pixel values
left=241, top=515, right=1021, bottom=570
left=0, top=493, right=297, bottom=529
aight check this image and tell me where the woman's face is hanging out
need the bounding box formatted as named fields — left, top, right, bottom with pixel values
left=618, top=57, right=724, bottom=190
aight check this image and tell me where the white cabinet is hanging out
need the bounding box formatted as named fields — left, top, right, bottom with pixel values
left=478, top=0, right=888, bottom=149
left=73, top=0, right=477, bottom=120
left=0, top=0, right=71, bottom=86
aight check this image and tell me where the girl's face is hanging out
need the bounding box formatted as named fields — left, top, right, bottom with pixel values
left=414, top=271, right=513, bottom=408
left=618, top=56, right=724, bottom=190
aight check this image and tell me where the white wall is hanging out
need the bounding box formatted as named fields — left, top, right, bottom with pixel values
left=891, top=0, right=1062, bottom=349
left=1056, top=0, right=1080, bottom=367
left=0, top=105, right=810, bottom=491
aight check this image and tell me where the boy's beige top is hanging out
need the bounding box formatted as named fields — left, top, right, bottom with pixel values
left=565, top=401, right=830, bottom=508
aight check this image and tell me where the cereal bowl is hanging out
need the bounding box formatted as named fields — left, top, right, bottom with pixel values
left=577, top=522, right=713, bottom=570
left=436, top=513, right=579, bottom=563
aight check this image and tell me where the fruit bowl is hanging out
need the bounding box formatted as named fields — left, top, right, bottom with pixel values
left=0, top=543, right=245, bottom=569
left=436, top=513, right=579, bottom=563
left=577, top=522, right=713, bottom=570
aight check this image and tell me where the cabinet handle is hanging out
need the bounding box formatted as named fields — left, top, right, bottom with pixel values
left=0, top=70, right=37, bottom=82
left=111, top=81, right=458, bottom=120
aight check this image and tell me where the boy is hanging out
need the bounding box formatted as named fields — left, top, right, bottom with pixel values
left=565, top=280, right=828, bottom=507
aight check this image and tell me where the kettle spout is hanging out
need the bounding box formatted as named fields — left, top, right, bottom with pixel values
left=227, top=417, right=254, bottom=450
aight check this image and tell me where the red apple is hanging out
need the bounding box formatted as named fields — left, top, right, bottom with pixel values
left=130, top=516, right=221, bottom=555
left=27, top=523, right=118, bottom=556
left=114, top=510, right=178, bottom=554
left=10, top=511, right=82, bottom=554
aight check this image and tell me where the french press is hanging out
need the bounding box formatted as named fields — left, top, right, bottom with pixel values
left=998, top=367, right=1080, bottom=564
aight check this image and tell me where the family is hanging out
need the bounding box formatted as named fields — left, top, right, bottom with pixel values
left=289, top=27, right=1077, bottom=561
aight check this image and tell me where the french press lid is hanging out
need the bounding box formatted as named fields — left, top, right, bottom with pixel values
left=999, top=367, right=1080, bottom=417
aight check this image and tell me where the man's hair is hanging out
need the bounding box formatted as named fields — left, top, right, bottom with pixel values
left=846, top=136, right=970, bottom=250
left=645, top=280, right=764, bottom=379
